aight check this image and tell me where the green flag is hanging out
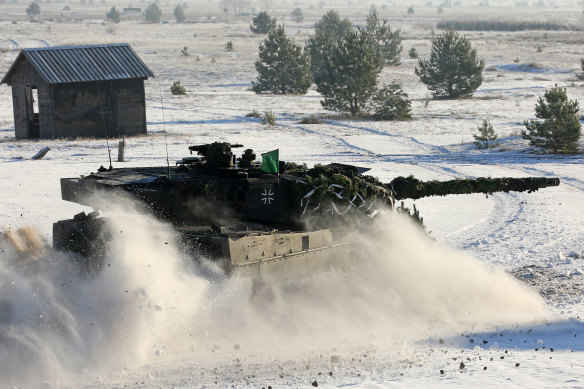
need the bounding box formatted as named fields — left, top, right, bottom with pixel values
left=261, top=149, right=279, bottom=174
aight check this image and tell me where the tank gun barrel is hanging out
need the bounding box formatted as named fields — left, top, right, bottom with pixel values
left=389, top=176, right=560, bottom=200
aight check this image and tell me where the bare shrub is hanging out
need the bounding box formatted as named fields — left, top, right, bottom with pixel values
left=245, top=110, right=261, bottom=118
left=300, top=115, right=323, bottom=124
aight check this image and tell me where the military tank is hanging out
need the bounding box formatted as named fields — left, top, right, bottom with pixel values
left=53, top=142, right=560, bottom=276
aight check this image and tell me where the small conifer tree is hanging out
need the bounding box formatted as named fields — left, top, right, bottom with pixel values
left=250, top=11, right=276, bottom=34
left=415, top=29, right=484, bottom=98
left=174, top=4, right=185, bottom=22
left=170, top=80, right=187, bottom=95
left=408, top=47, right=418, bottom=58
left=473, top=120, right=498, bottom=149
left=260, top=111, right=276, bottom=126
left=368, top=83, right=412, bottom=120
left=253, top=25, right=311, bottom=94
left=106, top=6, right=121, bottom=23
left=144, top=3, right=162, bottom=23
left=522, top=85, right=581, bottom=153
left=365, top=9, right=402, bottom=66
left=291, top=7, right=304, bottom=23
left=225, top=41, right=234, bottom=51
left=26, top=1, right=41, bottom=16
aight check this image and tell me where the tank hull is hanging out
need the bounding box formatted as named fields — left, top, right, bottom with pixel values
left=53, top=212, right=354, bottom=277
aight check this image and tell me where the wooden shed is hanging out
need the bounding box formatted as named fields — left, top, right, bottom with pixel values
left=1, top=43, right=154, bottom=139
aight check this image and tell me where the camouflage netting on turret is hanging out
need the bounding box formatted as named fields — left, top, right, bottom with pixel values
left=389, top=176, right=560, bottom=200
left=284, top=163, right=393, bottom=225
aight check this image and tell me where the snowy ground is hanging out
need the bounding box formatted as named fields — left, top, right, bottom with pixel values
left=1, top=2, right=584, bottom=388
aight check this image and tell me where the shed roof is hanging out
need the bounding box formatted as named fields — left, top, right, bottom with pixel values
left=1, top=43, right=154, bottom=85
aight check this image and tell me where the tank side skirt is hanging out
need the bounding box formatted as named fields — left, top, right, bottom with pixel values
left=231, top=241, right=353, bottom=267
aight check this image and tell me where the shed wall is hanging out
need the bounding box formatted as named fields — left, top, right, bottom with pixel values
left=9, top=60, right=54, bottom=139
left=113, top=79, right=147, bottom=136
left=53, top=79, right=147, bottom=138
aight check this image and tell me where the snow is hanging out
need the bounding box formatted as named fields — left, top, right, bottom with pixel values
left=1, top=2, right=584, bottom=388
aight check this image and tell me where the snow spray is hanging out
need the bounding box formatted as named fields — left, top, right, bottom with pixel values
left=188, top=210, right=550, bottom=354
left=0, top=205, right=549, bottom=387
left=0, top=204, right=207, bottom=388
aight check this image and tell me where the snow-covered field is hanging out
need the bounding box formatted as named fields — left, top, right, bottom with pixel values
left=1, top=1, right=584, bottom=387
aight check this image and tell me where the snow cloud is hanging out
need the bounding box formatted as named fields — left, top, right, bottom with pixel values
left=0, top=206, right=549, bottom=387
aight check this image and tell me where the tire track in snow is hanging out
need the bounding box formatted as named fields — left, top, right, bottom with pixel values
left=473, top=159, right=584, bottom=266
left=2, top=39, right=49, bottom=51
left=287, top=120, right=450, bottom=168
left=0, top=39, right=19, bottom=51
left=9, top=39, right=19, bottom=51
left=292, top=123, right=378, bottom=158
left=419, top=153, right=583, bottom=265
left=520, top=165, right=584, bottom=192
left=331, top=121, right=450, bottom=154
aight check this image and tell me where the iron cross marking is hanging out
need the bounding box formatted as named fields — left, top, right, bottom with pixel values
left=261, top=188, right=275, bottom=205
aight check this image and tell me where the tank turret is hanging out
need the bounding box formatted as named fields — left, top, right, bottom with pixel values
left=187, top=142, right=244, bottom=168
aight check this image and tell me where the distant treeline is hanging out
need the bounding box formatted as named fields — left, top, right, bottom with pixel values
left=436, top=20, right=583, bottom=32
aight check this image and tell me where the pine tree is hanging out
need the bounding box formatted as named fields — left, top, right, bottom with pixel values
left=170, top=80, right=187, bottom=95
left=174, top=4, right=185, bottom=22
left=26, top=1, right=40, bottom=16
left=473, top=120, right=498, bottom=149
left=250, top=11, right=276, bottom=34
left=106, top=6, right=121, bottom=23
left=144, top=3, right=162, bottom=23
left=415, top=29, right=484, bottom=98
left=305, top=10, right=352, bottom=85
left=317, top=29, right=382, bottom=115
left=253, top=25, right=312, bottom=95
left=365, top=9, right=402, bottom=66
left=291, top=7, right=304, bottom=23
left=368, top=83, right=412, bottom=120
left=522, top=85, right=581, bottom=153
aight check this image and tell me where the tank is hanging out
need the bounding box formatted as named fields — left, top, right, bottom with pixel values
left=53, top=142, right=560, bottom=276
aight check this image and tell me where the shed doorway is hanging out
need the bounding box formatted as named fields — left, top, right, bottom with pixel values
left=24, top=86, right=40, bottom=138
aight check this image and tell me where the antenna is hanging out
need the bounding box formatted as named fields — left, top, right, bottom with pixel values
left=158, top=78, right=170, bottom=177
left=97, top=81, right=112, bottom=170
